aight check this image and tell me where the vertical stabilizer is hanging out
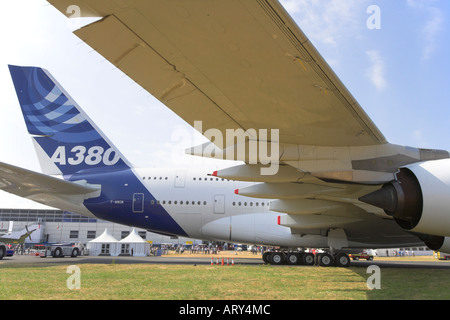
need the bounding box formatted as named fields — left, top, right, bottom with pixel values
left=7, top=221, right=13, bottom=235
left=9, top=65, right=131, bottom=176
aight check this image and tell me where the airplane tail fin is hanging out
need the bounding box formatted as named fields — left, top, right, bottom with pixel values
left=7, top=221, right=13, bottom=235
left=8, top=65, right=131, bottom=176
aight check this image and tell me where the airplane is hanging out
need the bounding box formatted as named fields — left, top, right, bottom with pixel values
left=0, top=226, right=35, bottom=245
left=2, top=0, right=450, bottom=267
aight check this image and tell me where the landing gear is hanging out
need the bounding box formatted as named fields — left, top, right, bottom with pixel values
left=262, top=250, right=351, bottom=268
left=335, top=253, right=351, bottom=268
left=270, top=252, right=286, bottom=265
left=318, top=252, right=334, bottom=267
left=302, top=252, right=315, bottom=266
left=286, top=253, right=300, bottom=265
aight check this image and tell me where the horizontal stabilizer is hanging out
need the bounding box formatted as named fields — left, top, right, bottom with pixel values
left=0, top=161, right=100, bottom=198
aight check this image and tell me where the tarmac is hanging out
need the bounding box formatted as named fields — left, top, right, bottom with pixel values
left=2, top=252, right=450, bottom=269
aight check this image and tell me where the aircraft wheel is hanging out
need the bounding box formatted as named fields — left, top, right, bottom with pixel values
left=270, top=252, right=286, bottom=265
left=302, top=252, right=315, bottom=266
left=335, top=253, right=351, bottom=268
left=286, top=253, right=300, bottom=265
left=319, top=253, right=334, bottom=267
left=262, top=252, right=271, bottom=264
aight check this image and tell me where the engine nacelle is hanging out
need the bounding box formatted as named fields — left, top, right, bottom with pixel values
left=360, top=159, right=450, bottom=237
left=421, top=235, right=450, bottom=254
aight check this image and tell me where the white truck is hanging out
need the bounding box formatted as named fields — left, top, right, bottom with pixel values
left=40, top=244, right=81, bottom=258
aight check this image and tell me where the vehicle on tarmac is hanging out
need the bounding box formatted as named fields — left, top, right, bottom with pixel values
left=349, top=251, right=374, bottom=261
left=39, top=244, right=81, bottom=258
left=435, top=252, right=450, bottom=260
left=6, top=244, right=14, bottom=257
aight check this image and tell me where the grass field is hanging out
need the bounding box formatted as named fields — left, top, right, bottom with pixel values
left=1, top=256, right=450, bottom=300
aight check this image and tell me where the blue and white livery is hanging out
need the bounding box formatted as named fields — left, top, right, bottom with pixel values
left=3, top=64, right=443, bottom=267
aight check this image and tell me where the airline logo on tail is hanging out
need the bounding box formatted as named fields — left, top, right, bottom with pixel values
left=9, top=65, right=130, bottom=175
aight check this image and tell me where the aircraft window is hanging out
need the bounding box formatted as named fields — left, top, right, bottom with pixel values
left=159, top=177, right=162, bottom=180
left=256, top=203, right=259, bottom=206
left=193, top=178, right=196, bottom=181
left=143, top=177, right=146, bottom=180
left=244, top=202, right=247, bottom=206
left=165, top=177, right=168, bottom=180
left=151, top=200, right=155, bottom=205
left=174, top=201, right=177, bottom=205
left=250, top=202, right=253, bottom=206
left=162, top=201, right=166, bottom=204
left=180, top=201, right=183, bottom=205
left=199, top=178, right=202, bottom=181
left=203, top=201, right=207, bottom=205
left=157, top=200, right=160, bottom=205
left=192, top=201, right=195, bottom=205
left=197, top=201, right=201, bottom=205
left=232, top=202, right=236, bottom=206
left=238, top=202, right=241, bottom=206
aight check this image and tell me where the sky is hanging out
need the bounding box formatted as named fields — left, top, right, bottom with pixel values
left=0, top=0, right=449, bottom=207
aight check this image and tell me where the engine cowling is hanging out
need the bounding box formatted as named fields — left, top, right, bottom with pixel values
left=421, top=235, right=450, bottom=254
left=360, top=159, right=450, bottom=237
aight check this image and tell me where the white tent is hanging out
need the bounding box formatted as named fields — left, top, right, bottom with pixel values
left=86, top=229, right=119, bottom=256
left=119, top=229, right=151, bottom=256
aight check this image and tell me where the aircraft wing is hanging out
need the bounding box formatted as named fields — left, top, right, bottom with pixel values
left=0, top=228, right=36, bottom=244
left=48, top=0, right=386, bottom=148
left=0, top=161, right=100, bottom=200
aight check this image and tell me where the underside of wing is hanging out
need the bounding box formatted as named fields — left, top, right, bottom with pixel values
left=49, top=0, right=386, bottom=147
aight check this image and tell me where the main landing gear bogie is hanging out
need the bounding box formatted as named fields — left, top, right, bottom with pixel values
left=263, top=251, right=351, bottom=268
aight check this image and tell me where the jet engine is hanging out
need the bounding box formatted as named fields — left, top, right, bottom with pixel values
left=360, top=159, right=450, bottom=238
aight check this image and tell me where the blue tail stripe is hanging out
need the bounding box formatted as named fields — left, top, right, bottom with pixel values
left=44, top=84, right=63, bottom=103
left=9, top=65, right=130, bottom=175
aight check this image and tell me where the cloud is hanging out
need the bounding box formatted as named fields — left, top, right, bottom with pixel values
left=280, top=0, right=371, bottom=46
left=422, top=7, right=444, bottom=59
left=366, top=50, right=387, bottom=91
left=406, top=0, right=445, bottom=60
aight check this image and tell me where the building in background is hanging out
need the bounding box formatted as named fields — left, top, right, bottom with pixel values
left=0, top=208, right=201, bottom=247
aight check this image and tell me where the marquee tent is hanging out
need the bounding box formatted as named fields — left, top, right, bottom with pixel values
left=86, top=229, right=119, bottom=256
left=119, top=228, right=151, bottom=256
